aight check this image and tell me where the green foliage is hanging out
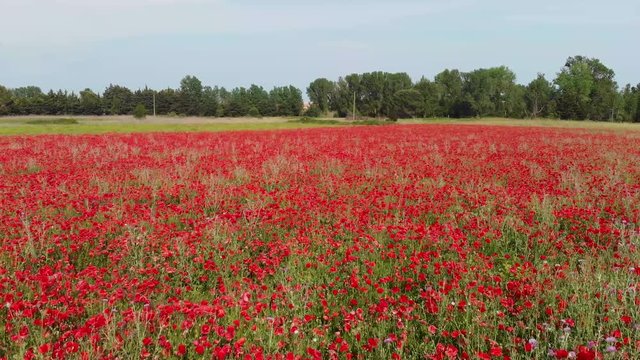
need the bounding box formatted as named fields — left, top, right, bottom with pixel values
left=288, top=117, right=389, bottom=126
left=79, top=89, right=102, bottom=115
left=505, top=84, right=528, bottom=118
left=307, top=78, right=334, bottom=114
left=133, top=104, right=147, bottom=119
left=25, top=118, right=79, bottom=125
left=0, top=57, right=637, bottom=122
left=248, top=85, right=270, bottom=116
left=525, top=74, right=553, bottom=118
left=394, top=89, right=423, bottom=118
left=330, top=72, right=413, bottom=118
left=357, top=119, right=394, bottom=125
left=382, top=73, right=413, bottom=117
left=463, top=66, right=520, bottom=117
left=133, top=88, right=155, bottom=116
left=413, top=77, right=441, bottom=117
left=10, top=86, right=46, bottom=114
left=225, top=87, right=250, bottom=117
left=331, top=75, right=357, bottom=118
left=0, top=85, right=11, bottom=116
left=434, top=69, right=465, bottom=117
left=156, top=88, right=180, bottom=115
left=636, top=86, right=640, bottom=122
left=270, top=86, right=303, bottom=116
left=289, top=117, right=343, bottom=125
left=618, top=84, right=640, bottom=122
left=303, top=104, right=322, bottom=118
left=248, top=106, right=261, bottom=118
left=12, top=86, right=44, bottom=99
left=555, top=56, right=618, bottom=120
left=358, top=72, right=385, bottom=117
left=201, top=86, right=220, bottom=117
left=179, top=75, right=204, bottom=116
left=219, top=85, right=303, bottom=117
left=103, top=85, right=134, bottom=115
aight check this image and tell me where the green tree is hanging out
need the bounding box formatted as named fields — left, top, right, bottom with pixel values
left=359, top=72, right=386, bottom=117
left=44, top=90, right=69, bottom=115
left=12, top=86, right=43, bottom=99
left=462, top=66, right=518, bottom=117
left=201, top=86, right=220, bottom=117
left=636, top=85, right=640, bottom=122
left=382, top=73, right=412, bottom=118
left=248, top=106, right=261, bottom=117
left=331, top=74, right=362, bottom=118
left=65, top=92, right=82, bottom=115
left=0, top=85, right=12, bottom=115
left=216, top=87, right=230, bottom=117
left=248, top=85, right=271, bottom=116
left=394, top=89, right=423, bottom=118
left=156, top=88, right=180, bottom=115
left=434, top=69, right=465, bottom=117
left=303, top=105, right=322, bottom=117
left=306, top=78, right=335, bottom=114
left=79, top=89, right=103, bottom=115
left=413, top=77, right=441, bottom=118
left=133, top=88, right=155, bottom=115
left=330, top=72, right=412, bottom=118
left=618, top=84, right=639, bottom=122
left=270, top=86, right=303, bottom=116
left=44, top=90, right=72, bottom=115
left=554, top=56, right=617, bottom=120
left=133, top=104, right=147, bottom=119
left=11, top=86, right=45, bottom=114
left=505, top=84, right=527, bottom=119
left=525, top=74, right=553, bottom=118
left=285, top=86, right=304, bottom=116
left=103, top=85, right=134, bottom=115
left=225, top=87, right=250, bottom=117
left=179, top=75, right=204, bottom=115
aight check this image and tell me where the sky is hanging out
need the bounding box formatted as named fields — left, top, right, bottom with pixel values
left=0, top=0, right=638, bottom=94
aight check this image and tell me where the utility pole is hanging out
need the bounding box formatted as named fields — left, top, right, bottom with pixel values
left=352, top=91, right=356, bottom=121
left=153, top=91, right=157, bottom=117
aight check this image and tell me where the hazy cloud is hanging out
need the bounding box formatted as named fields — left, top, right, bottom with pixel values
left=0, top=0, right=470, bottom=45
left=0, top=0, right=637, bottom=92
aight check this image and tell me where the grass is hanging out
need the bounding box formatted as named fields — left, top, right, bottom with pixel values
left=288, top=117, right=344, bottom=125
left=0, top=121, right=339, bottom=136
left=24, top=118, right=79, bottom=125
left=0, top=116, right=638, bottom=135
left=402, top=117, right=640, bottom=132
left=289, top=117, right=392, bottom=126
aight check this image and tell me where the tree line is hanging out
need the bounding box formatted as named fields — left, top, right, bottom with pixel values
left=308, top=56, right=639, bottom=122
left=0, top=76, right=303, bottom=118
left=0, top=55, right=638, bottom=121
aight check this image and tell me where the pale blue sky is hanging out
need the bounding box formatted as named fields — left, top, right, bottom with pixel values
left=1, top=0, right=638, bottom=94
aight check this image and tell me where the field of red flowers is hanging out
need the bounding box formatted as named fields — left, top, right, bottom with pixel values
left=0, top=125, right=639, bottom=359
